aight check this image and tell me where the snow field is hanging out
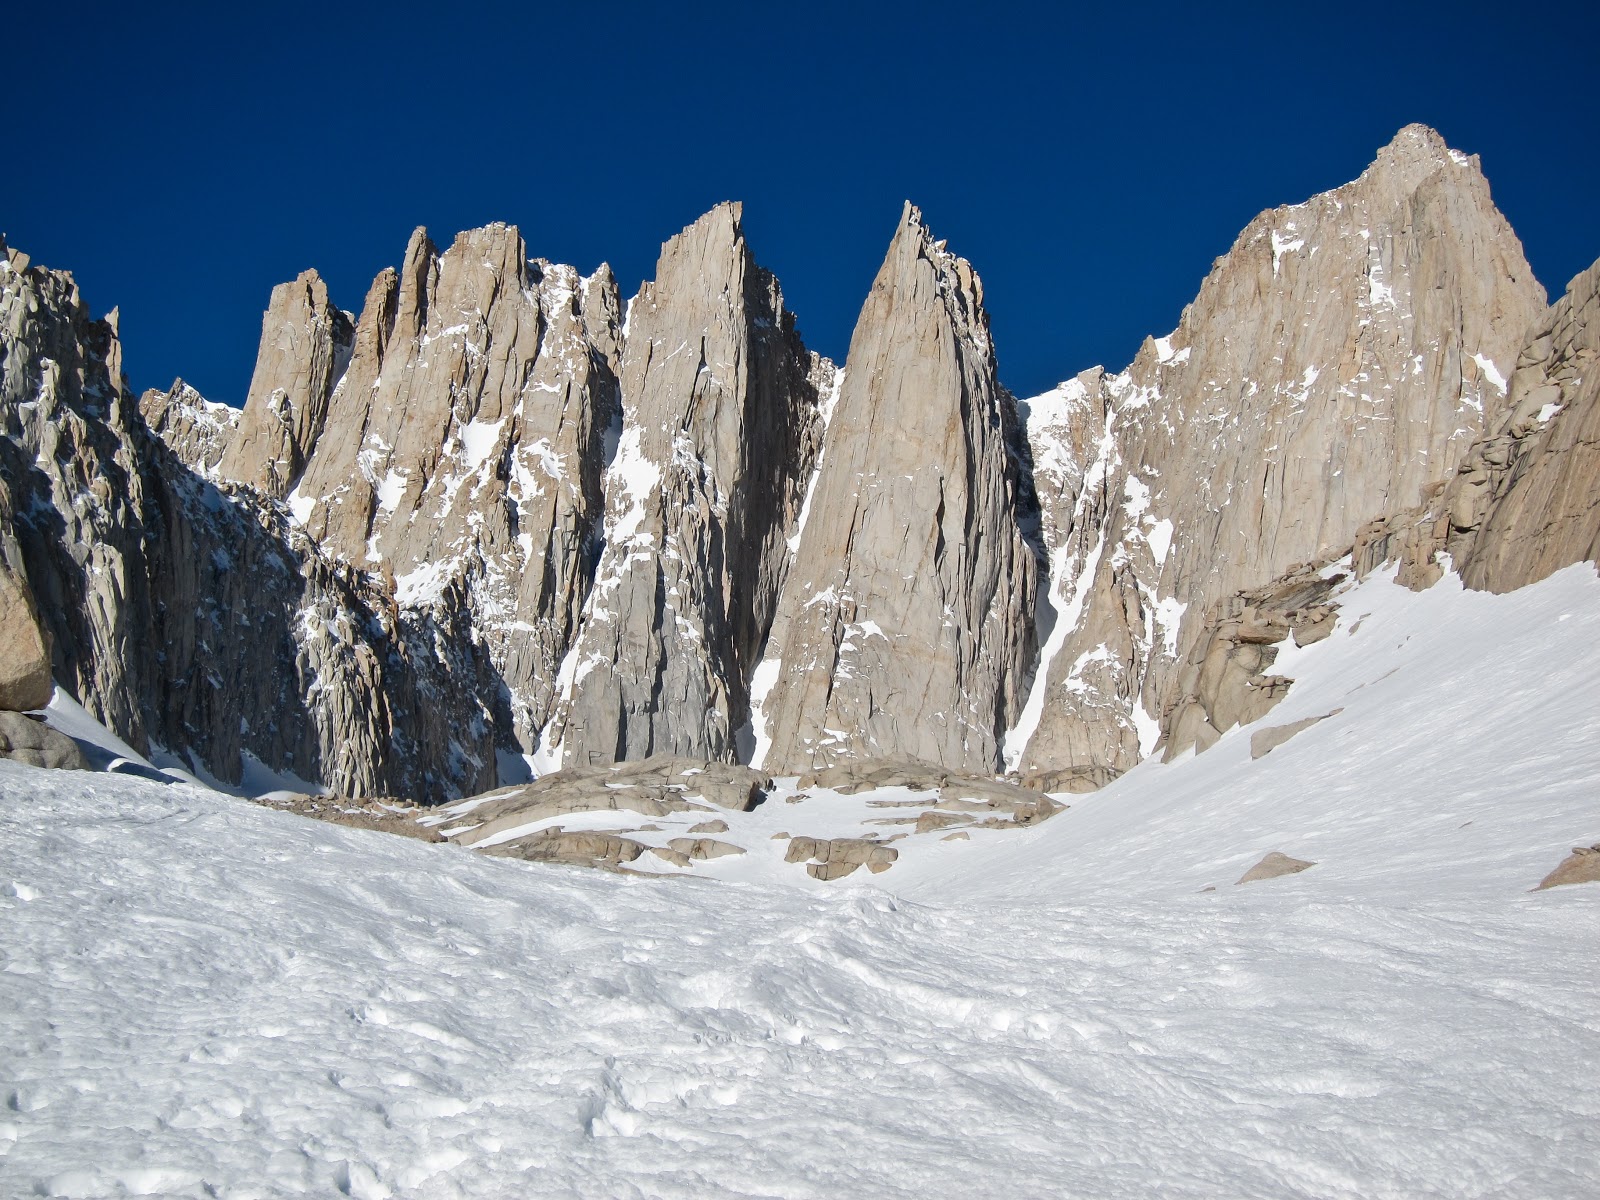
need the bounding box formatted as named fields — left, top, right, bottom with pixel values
left=0, top=564, right=1597, bottom=1196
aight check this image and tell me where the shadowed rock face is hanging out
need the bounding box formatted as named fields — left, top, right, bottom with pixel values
left=1013, top=124, right=1547, bottom=783
left=0, top=711, right=87, bottom=769
left=758, top=203, right=1039, bottom=775
left=547, top=203, right=831, bottom=767
left=0, top=236, right=497, bottom=800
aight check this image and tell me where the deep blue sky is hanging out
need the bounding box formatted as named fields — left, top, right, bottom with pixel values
left=8, top=1, right=1597, bottom=405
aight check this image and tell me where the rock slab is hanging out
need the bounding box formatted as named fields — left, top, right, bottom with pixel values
left=0, top=560, right=51, bottom=712
left=1533, top=844, right=1600, bottom=891
left=0, top=711, right=87, bottom=770
left=1236, top=852, right=1317, bottom=885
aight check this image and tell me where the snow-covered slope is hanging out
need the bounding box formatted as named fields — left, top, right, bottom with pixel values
left=2, top=565, right=1597, bottom=1197
left=900, top=561, right=1600, bottom=903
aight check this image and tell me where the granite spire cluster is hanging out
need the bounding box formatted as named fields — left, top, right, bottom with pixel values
left=3, top=124, right=1595, bottom=801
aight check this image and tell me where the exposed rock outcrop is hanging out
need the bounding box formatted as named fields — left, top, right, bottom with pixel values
left=217, top=270, right=353, bottom=497
left=483, top=829, right=652, bottom=872
left=784, top=835, right=898, bottom=880
left=0, top=237, right=496, bottom=799
left=1250, top=710, right=1342, bottom=760
left=449, top=756, right=771, bottom=852
left=445, top=755, right=771, bottom=869
left=1163, top=564, right=1345, bottom=759
left=0, top=711, right=87, bottom=769
left=796, top=755, right=1063, bottom=836
left=759, top=203, right=1038, bottom=774
left=1236, top=851, right=1317, bottom=885
left=253, top=792, right=446, bottom=843
left=231, top=225, right=626, bottom=753
left=1014, top=125, right=1546, bottom=783
left=1018, top=765, right=1121, bottom=795
left=1355, top=254, right=1600, bottom=594
left=0, top=556, right=51, bottom=712
left=138, top=379, right=237, bottom=477
left=1533, top=843, right=1600, bottom=891
left=547, top=203, right=830, bottom=766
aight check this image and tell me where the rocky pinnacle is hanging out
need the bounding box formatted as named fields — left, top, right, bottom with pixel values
left=759, top=202, right=1039, bottom=774
left=548, top=202, right=831, bottom=766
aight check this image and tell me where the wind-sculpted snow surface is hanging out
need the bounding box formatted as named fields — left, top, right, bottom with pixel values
left=3, top=566, right=1598, bottom=1197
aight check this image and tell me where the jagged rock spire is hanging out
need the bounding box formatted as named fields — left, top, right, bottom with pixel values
left=217, top=270, right=353, bottom=497
left=758, top=202, right=1039, bottom=774
left=547, top=202, right=832, bottom=766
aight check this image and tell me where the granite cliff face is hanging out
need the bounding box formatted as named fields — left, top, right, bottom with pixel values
left=217, top=224, right=623, bottom=753
left=757, top=203, right=1039, bottom=775
left=139, top=378, right=237, bottom=477
left=1009, top=125, right=1547, bottom=778
left=0, top=236, right=496, bottom=798
left=1155, top=245, right=1599, bottom=761
left=1354, top=253, right=1600, bottom=595
left=216, top=270, right=353, bottom=498
left=4, top=122, right=1595, bottom=804
left=545, top=203, right=832, bottom=767
left=1440, top=255, right=1600, bottom=592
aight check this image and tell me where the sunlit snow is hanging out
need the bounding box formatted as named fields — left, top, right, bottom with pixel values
left=2, top=566, right=1598, bottom=1196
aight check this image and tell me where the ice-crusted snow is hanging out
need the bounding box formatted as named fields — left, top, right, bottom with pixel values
left=394, top=559, right=461, bottom=607
left=1004, top=390, right=1118, bottom=771
left=785, top=367, right=843, bottom=558
left=1270, top=228, right=1306, bottom=275
left=1003, top=514, right=1107, bottom=771
left=1151, top=592, right=1186, bottom=657
left=2, top=566, right=1599, bottom=1196
left=1122, top=473, right=1150, bottom=521
left=1366, top=253, right=1396, bottom=309
left=1472, top=351, right=1508, bottom=393
left=285, top=488, right=316, bottom=527
left=1146, top=516, right=1174, bottom=566
left=740, top=655, right=783, bottom=769
left=375, top=469, right=407, bottom=516
left=602, top=423, right=662, bottom=557
left=457, top=418, right=505, bottom=476
left=1014, top=376, right=1092, bottom=483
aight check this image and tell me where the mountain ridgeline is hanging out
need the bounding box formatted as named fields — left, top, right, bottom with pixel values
left=2, top=124, right=1595, bottom=800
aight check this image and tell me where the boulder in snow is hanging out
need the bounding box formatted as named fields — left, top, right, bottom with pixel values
left=1236, top=851, right=1317, bottom=885
left=0, top=712, right=87, bottom=770
left=1250, top=709, right=1344, bottom=760
left=1533, top=844, right=1600, bottom=891
left=0, top=566, right=52, bottom=713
